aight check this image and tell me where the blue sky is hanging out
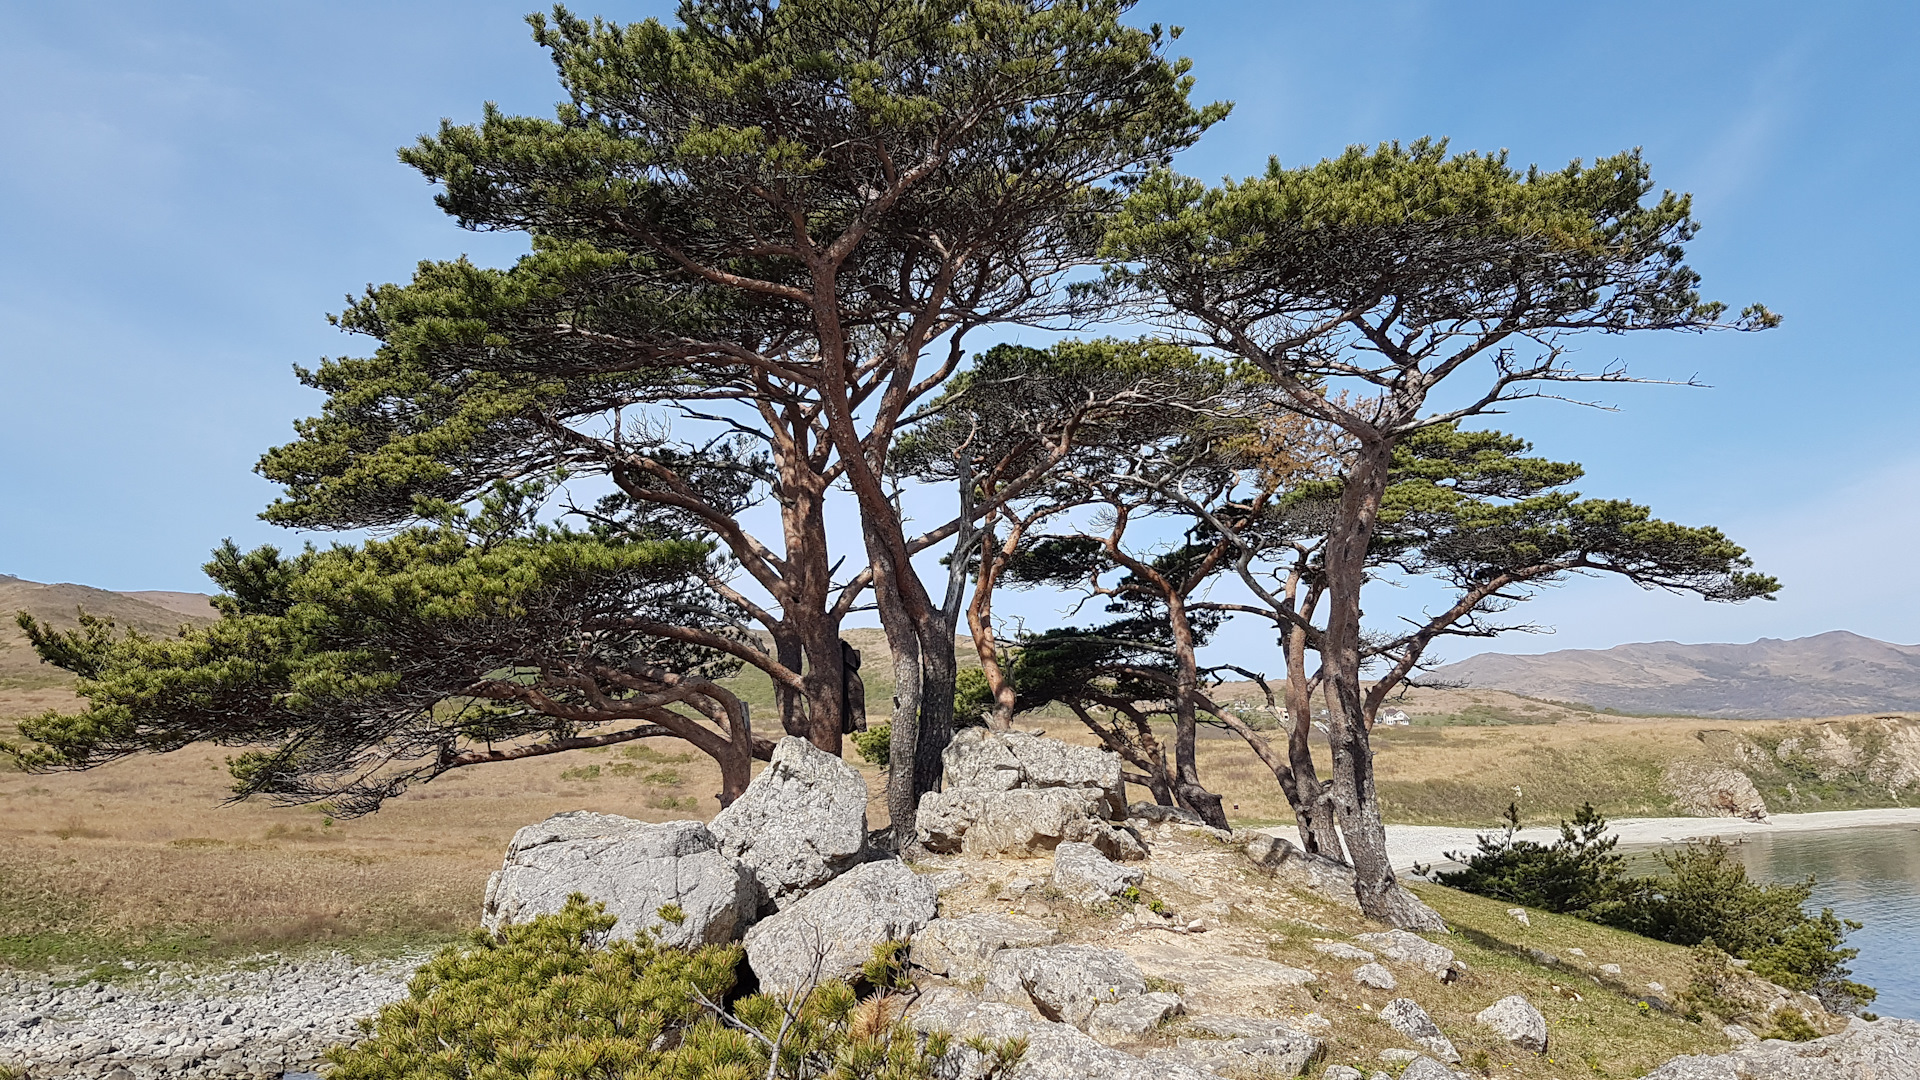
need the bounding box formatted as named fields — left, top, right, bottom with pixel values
left=2, top=1, right=1916, bottom=660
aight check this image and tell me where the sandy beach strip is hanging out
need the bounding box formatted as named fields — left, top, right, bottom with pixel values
left=1374, top=807, right=1920, bottom=871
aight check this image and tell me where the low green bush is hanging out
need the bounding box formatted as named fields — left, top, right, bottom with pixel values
left=852, top=724, right=892, bottom=769
left=326, top=896, right=954, bottom=1080
left=1432, top=804, right=1875, bottom=1012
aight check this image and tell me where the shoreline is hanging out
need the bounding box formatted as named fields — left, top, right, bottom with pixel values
left=1382, top=806, right=1920, bottom=871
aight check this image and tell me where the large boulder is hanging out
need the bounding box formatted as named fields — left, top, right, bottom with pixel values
left=943, top=727, right=1126, bottom=816
left=1475, top=995, right=1548, bottom=1053
left=742, top=860, right=938, bottom=994
left=912, top=914, right=1059, bottom=981
left=911, top=987, right=1227, bottom=1080
left=1050, top=841, right=1145, bottom=903
left=481, top=813, right=757, bottom=948
left=1380, top=998, right=1459, bottom=1063
left=917, top=787, right=1145, bottom=860
left=709, top=735, right=871, bottom=907
left=1644, top=1016, right=1920, bottom=1080
left=982, top=944, right=1147, bottom=1027
left=1356, top=930, right=1458, bottom=979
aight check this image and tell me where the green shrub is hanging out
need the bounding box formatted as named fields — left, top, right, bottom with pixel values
left=1433, top=802, right=1629, bottom=918
left=852, top=724, right=892, bottom=769
left=326, top=895, right=949, bottom=1080
left=1433, top=807, right=1874, bottom=1012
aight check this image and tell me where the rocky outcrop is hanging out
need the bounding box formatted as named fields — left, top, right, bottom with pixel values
left=1474, top=995, right=1548, bottom=1052
left=1355, top=930, right=1459, bottom=980
left=1664, top=760, right=1770, bottom=821
left=943, top=727, right=1127, bottom=816
left=742, top=860, right=939, bottom=994
left=1086, top=992, right=1183, bottom=1040
left=1050, top=841, right=1145, bottom=903
left=918, top=729, right=1144, bottom=859
left=919, top=787, right=1145, bottom=859
left=709, top=735, right=872, bottom=907
left=1380, top=998, right=1459, bottom=1063
left=982, top=944, right=1147, bottom=1027
left=1644, top=1016, right=1920, bottom=1079
left=911, top=987, right=1228, bottom=1080
left=912, top=914, right=1059, bottom=981
left=481, top=813, right=757, bottom=948
left=1147, top=1027, right=1325, bottom=1077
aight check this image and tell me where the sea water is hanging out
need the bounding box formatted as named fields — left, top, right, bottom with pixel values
left=1623, top=825, right=1920, bottom=1019
left=1711, top=825, right=1920, bottom=1020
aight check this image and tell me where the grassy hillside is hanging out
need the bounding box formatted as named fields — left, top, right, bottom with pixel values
left=0, top=576, right=217, bottom=691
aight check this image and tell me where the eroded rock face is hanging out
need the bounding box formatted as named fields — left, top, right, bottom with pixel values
left=481, top=813, right=757, bottom=948
left=742, top=860, right=938, bottom=994
left=1644, top=1016, right=1920, bottom=1080
left=982, top=944, right=1147, bottom=1027
left=1051, top=841, right=1145, bottom=903
left=1663, top=760, right=1770, bottom=821
left=912, top=914, right=1059, bottom=981
left=709, top=736, right=871, bottom=907
left=1380, top=998, right=1459, bottom=1063
left=910, top=987, right=1228, bottom=1080
left=1475, top=995, right=1548, bottom=1053
left=918, top=787, right=1144, bottom=860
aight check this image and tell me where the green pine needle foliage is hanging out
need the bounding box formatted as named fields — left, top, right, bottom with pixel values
left=326, top=896, right=948, bottom=1080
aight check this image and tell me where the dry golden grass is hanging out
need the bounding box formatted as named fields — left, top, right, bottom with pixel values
left=2, top=676, right=1901, bottom=970
left=0, top=686, right=893, bottom=967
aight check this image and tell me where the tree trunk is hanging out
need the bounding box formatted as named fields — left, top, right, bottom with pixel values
left=1319, top=438, right=1436, bottom=927
left=1282, top=631, right=1344, bottom=857
left=915, top=631, right=956, bottom=797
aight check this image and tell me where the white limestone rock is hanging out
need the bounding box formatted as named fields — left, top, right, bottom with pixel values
left=1311, top=941, right=1376, bottom=962
left=481, top=813, right=757, bottom=948
left=1380, top=998, right=1460, bottom=1063
left=709, top=736, right=871, bottom=908
left=911, top=986, right=1227, bottom=1080
left=1644, top=1016, right=1920, bottom=1080
left=742, top=860, right=938, bottom=994
left=1475, top=995, right=1548, bottom=1053
left=1050, top=841, right=1145, bottom=903
left=1352, top=963, right=1397, bottom=990
left=1086, top=992, right=1183, bottom=1041
left=982, top=944, right=1146, bottom=1028
left=912, top=914, right=1058, bottom=981
left=1355, top=930, right=1457, bottom=979
left=917, top=786, right=1145, bottom=860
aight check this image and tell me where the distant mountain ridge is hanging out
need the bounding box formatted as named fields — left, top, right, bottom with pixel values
left=1432, top=630, right=1920, bottom=719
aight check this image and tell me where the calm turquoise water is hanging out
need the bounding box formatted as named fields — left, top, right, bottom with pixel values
left=1639, top=825, right=1920, bottom=1019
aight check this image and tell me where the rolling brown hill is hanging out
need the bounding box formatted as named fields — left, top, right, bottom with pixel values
left=1431, top=630, right=1920, bottom=719
left=0, top=575, right=218, bottom=689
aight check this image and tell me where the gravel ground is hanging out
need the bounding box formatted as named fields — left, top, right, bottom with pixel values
left=0, top=952, right=424, bottom=1079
